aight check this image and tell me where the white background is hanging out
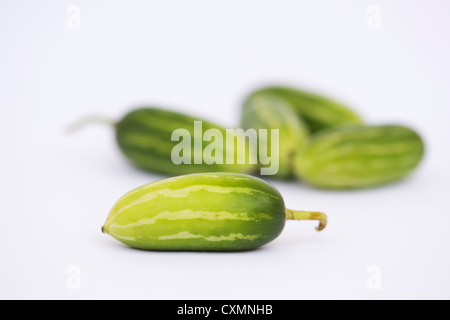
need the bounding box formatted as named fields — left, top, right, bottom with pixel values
left=1, top=0, right=449, bottom=300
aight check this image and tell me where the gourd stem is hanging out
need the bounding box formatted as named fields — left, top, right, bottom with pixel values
left=285, top=209, right=327, bottom=231
left=67, top=115, right=116, bottom=133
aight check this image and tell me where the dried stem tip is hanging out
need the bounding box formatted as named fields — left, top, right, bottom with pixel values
left=285, top=209, right=328, bottom=231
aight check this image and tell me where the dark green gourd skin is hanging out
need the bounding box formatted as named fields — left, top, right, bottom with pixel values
left=116, top=108, right=254, bottom=176
left=102, top=173, right=287, bottom=251
left=295, top=125, right=425, bottom=189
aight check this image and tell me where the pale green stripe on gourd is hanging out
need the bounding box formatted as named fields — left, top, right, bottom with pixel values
left=108, top=184, right=280, bottom=223
left=102, top=173, right=327, bottom=251
left=109, top=210, right=273, bottom=229
left=294, top=125, right=425, bottom=189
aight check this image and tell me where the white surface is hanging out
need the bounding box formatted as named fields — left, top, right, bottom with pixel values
left=1, top=0, right=449, bottom=300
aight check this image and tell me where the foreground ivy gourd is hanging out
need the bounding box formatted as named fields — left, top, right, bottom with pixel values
left=102, top=173, right=327, bottom=251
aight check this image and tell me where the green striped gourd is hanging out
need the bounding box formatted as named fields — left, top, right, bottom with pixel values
left=294, top=125, right=425, bottom=189
left=102, top=173, right=327, bottom=251
left=249, top=87, right=363, bottom=133
left=241, top=90, right=309, bottom=179
left=115, top=108, right=254, bottom=175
